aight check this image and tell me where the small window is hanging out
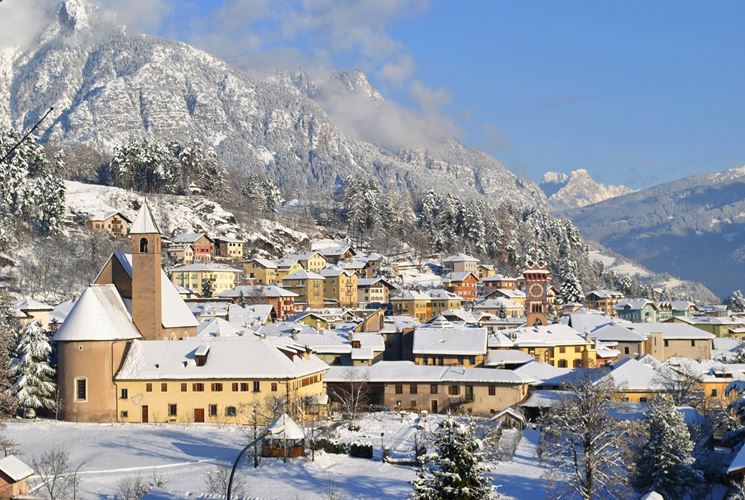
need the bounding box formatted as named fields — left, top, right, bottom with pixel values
left=271, top=383, right=278, bottom=392
left=75, top=378, right=87, bottom=401
left=639, top=397, right=648, bottom=403
left=181, top=383, right=187, bottom=392
left=140, top=237, right=148, bottom=253
left=430, top=384, right=438, bottom=394
left=193, top=383, right=204, bottom=392
left=624, top=347, right=630, bottom=355
left=209, top=404, right=218, bottom=417
left=574, top=346, right=581, bottom=353
left=558, top=359, right=568, bottom=368
left=664, top=340, right=669, bottom=347
left=241, top=383, right=249, bottom=392
left=161, top=383, right=168, bottom=392
left=146, top=383, right=152, bottom=392
left=691, top=340, right=696, bottom=347
left=120, top=411, right=128, bottom=418
left=410, top=400, right=417, bottom=408
left=211, top=383, right=223, bottom=392
left=712, top=388, right=718, bottom=397
left=488, top=386, right=496, bottom=396
left=120, top=388, right=128, bottom=400
left=573, top=359, right=582, bottom=368
left=225, top=406, right=237, bottom=417
left=168, top=404, right=177, bottom=416
left=559, top=346, right=566, bottom=353
left=448, top=385, right=460, bottom=396
left=252, top=381, right=260, bottom=393
left=232, top=383, right=239, bottom=392
left=410, top=384, right=418, bottom=395
left=395, top=384, right=403, bottom=395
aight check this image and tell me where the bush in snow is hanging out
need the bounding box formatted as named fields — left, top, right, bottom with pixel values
left=313, top=438, right=350, bottom=455
left=412, top=417, right=496, bottom=500
left=349, top=442, right=373, bottom=459
left=10, top=321, right=56, bottom=417
left=633, top=396, right=703, bottom=498
left=204, top=463, right=246, bottom=498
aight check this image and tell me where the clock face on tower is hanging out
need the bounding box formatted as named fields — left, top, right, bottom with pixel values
left=529, top=284, right=544, bottom=298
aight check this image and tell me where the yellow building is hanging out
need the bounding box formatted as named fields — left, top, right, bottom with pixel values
left=429, top=289, right=462, bottom=316
left=391, top=290, right=433, bottom=322
left=668, top=315, right=745, bottom=338
left=214, top=237, right=244, bottom=260
left=319, top=266, right=358, bottom=308
left=503, top=324, right=597, bottom=368
left=89, top=211, right=132, bottom=238
left=601, top=357, right=666, bottom=403
left=275, top=258, right=304, bottom=281
left=629, top=323, right=714, bottom=361
left=115, top=337, right=328, bottom=424
left=169, top=263, right=243, bottom=296
left=281, top=269, right=326, bottom=309
left=284, top=252, right=328, bottom=273
left=357, top=277, right=395, bottom=306
left=243, top=258, right=279, bottom=284
left=584, top=290, right=625, bottom=316
left=477, top=264, right=497, bottom=280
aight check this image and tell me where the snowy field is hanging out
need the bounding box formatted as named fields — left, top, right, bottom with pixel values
left=8, top=414, right=553, bottom=499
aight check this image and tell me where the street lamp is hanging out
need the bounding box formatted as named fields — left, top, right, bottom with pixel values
left=380, top=432, right=385, bottom=462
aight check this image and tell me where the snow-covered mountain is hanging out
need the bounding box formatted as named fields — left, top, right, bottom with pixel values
left=564, top=166, right=745, bottom=298
left=0, top=0, right=545, bottom=207
left=540, top=169, right=633, bottom=210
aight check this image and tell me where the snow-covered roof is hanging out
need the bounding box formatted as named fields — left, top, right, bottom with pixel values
left=566, top=312, right=620, bottom=333
left=428, top=288, right=460, bottom=300
left=412, top=327, right=487, bottom=355
left=197, top=317, right=245, bottom=338
left=282, top=269, right=325, bottom=280
left=505, top=324, right=590, bottom=347
left=247, top=257, right=277, bottom=269
left=325, top=361, right=531, bottom=384
left=227, top=304, right=273, bottom=329
left=131, top=203, right=160, bottom=234
left=172, top=231, right=211, bottom=243
left=439, top=309, right=479, bottom=325
left=392, top=290, right=431, bottom=301
left=258, top=322, right=318, bottom=337
left=0, top=455, right=34, bottom=482
left=357, top=277, right=396, bottom=289
left=473, top=298, right=520, bottom=310
left=50, top=299, right=75, bottom=324
left=588, top=323, right=646, bottom=342
left=513, top=361, right=571, bottom=385
left=169, top=263, right=242, bottom=273
left=442, top=271, right=477, bottom=283
left=626, top=322, right=715, bottom=340
left=13, top=297, right=52, bottom=311
left=54, top=285, right=142, bottom=342
left=266, top=413, right=305, bottom=440
left=519, top=389, right=568, bottom=408
left=597, top=358, right=666, bottom=392
left=319, top=265, right=355, bottom=278
left=485, top=349, right=534, bottom=367
left=284, top=251, right=322, bottom=262
left=487, top=288, right=526, bottom=299
left=487, top=332, right=515, bottom=348
left=442, top=253, right=478, bottom=263
left=116, top=337, right=328, bottom=380
left=671, top=300, right=697, bottom=312
left=615, top=298, right=656, bottom=311
left=482, top=274, right=516, bottom=283
left=585, top=289, right=623, bottom=299
left=118, top=254, right=199, bottom=329
left=91, top=210, right=131, bottom=222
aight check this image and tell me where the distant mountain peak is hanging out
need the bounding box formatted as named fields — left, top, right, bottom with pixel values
left=57, top=0, right=92, bottom=31
left=540, top=168, right=633, bottom=210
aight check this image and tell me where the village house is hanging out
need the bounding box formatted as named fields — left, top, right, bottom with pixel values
left=429, top=288, right=463, bottom=316
left=281, top=269, right=325, bottom=310
left=169, top=262, right=243, bottom=295
left=337, top=259, right=366, bottom=276
left=477, top=264, right=496, bottom=280
left=218, top=284, right=298, bottom=319
left=213, top=236, right=244, bottom=260
left=491, top=324, right=597, bottom=368
left=0, top=455, right=34, bottom=499
left=391, top=290, right=433, bottom=322
left=12, top=297, right=53, bottom=328
left=284, top=251, right=328, bottom=273
left=412, top=324, right=488, bottom=367
left=172, top=232, right=214, bottom=262
left=629, top=322, right=715, bottom=361
left=319, top=266, right=358, bottom=308
left=115, top=336, right=328, bottom=424
left=287, top=329, right=385, bottom=366
left=486, top=287, right=526, bottom=307
left=655, top=301, right=674, bottom=322
left=615, top=298, right=659, bottom=323
left=671, top=300, right=699, bottom=318
left=481, top=275, right=518, bottom=296
left=667, top=315, right=745, bottom=338
left=442, top=271, right=479, bottom=302
left=356, top=277, right=396, bottom=307
left=243, top=258, right=279, bottom=284
left=598, top=357, right=667, bottom=403
left=166, top=243, right=195, bottom=265
left=89, top=211, right=132, bottom=237
left=584, top=290, right=625, bottom=316
left=441, top=253, right=479, bottom=274
left=311, top=241, right=356, bottom=265
left=588, top=323, right=646, bottom=358
left=326, top=361, right=533, bottom=416
left=473, top=298, right=523, bottom=319
left=274, top=258, right=304, bottom=281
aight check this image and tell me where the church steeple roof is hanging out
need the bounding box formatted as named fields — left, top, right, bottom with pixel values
left=131, top=202, right=160, bottom=234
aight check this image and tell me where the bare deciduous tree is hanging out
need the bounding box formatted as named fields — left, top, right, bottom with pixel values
left=330, top=370, right=368, bottom=431
left=540, top=376, right=631, bottom=500
left=204, top=464, right=246, bottom=498
left=655, top=362, right=705, bottom=408
left=33, top=448, right=77, bottom=500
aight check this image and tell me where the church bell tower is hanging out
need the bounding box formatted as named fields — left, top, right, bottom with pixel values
left=524, top=262, right=550, bottom=327
left=130, top=202, right=163, bottom=341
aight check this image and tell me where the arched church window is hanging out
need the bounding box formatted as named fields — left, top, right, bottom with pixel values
left=140, top=238, right=148, bottom=253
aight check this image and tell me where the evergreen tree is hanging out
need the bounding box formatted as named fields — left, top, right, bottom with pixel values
left=0, top=291, right=18, bottom=418
left=10, top=321, right=56, bottom=417
left=201, top=278, right=213, bottom=298
left=559, top=260, right=584, bottom=304
left=242, top=173, right=284, bottom=214
left=634, top=396, right=703, bottom=497
left=730, top=290, right=745, bottom=313
left=413, top=418, right=495, bottom=499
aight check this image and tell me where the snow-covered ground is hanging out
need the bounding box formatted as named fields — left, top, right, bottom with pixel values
left=8, top=414, right=553, bottom=499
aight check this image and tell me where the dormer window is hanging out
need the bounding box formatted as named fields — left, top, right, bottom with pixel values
left=195, top=345, right=210, bottom=366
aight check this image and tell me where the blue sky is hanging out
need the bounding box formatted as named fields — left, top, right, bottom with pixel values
left=127, top=1, right=745, bottom=188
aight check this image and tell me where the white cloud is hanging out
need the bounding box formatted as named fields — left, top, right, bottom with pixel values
left=380, top=55, right=413, bottom=84
left=94, top=0, right=174, bottom=33
left=0, top=0, right=57, bottom=50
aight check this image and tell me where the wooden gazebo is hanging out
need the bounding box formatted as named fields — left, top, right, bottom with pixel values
left=262, top=413, right=305, bottom=458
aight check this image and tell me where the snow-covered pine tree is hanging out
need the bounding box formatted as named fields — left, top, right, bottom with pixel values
left=10, top=321, right=56, bottom=417
left=413, top=418, right=495, bottom=500
left=35, top=150, right=67, bottom=236
left=0, top=291, right=18, bottom=418
left=558, top=259, right=584, bottom=304
left=729, top=290, right=745, bottom=313
left=201, top=278, right=213, bottom=298
left=633, top=396, right=703, bottom=497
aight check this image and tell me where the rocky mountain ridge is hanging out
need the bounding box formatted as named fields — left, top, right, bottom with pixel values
left=541, top=169, right=633, bottom=210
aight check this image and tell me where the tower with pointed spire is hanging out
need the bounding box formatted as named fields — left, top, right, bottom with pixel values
left=130, top=202, right=163, bottom=341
